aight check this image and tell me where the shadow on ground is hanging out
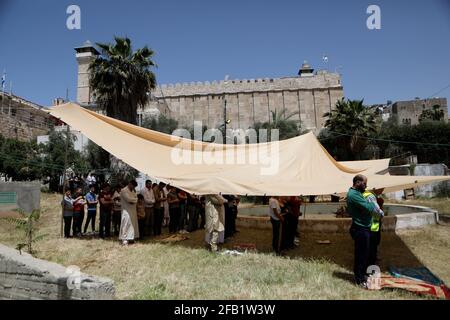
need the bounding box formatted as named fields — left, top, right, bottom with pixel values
left=141, top=226, right=425, bottom=274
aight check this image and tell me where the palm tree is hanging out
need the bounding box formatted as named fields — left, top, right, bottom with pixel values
left=89, top=37, right=157, bottom=124
left=323, top=98, right=378, bottom=160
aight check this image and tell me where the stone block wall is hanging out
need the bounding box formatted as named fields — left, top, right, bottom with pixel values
left=0, top=244, right=115, bottom=300
left=0, top=93, right=52, bottom=142
left=147, top=73, right=344, bottom=132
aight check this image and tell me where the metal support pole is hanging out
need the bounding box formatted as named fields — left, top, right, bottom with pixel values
left=60, top=125, right=70, bottom=238
left=223, top=95, right=227, bottom=144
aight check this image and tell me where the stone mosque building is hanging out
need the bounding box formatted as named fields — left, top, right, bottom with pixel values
left=75, top=41, right=344, bottom=132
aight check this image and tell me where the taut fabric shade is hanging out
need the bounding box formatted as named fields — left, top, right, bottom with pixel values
left=47, top=103, right=450, bottom=196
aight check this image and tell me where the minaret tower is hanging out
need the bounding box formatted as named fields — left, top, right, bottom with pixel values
left=75, top=40, right=99, bottom=106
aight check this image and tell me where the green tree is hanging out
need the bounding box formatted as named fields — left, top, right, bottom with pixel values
left=85, top=140, right=111, bottom=171
left=89, top=36, right=157, bottom=125
left=0, top=136, right=42, bottom=181
left=141, top=114, right=179, bottom=134
left=1, top=209, right=46, bottom=255
left=374, top=121, right=450, bottom=167
left=419, top=105, right=445, bottom=123
left=253, top=109, right=301, bottom=141
left=322, top=98, right=378, bottom=160
left=89, top=36, right=156, bottom=182
left=40, top=130, right=88, bottom=191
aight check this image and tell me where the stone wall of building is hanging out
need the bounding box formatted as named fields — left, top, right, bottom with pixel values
left=75, top=43, right=344, bottom=132
left=392, top=97, right=448, bottom=125
left=0, top=93, right=52, bottom=141
left=0, top=244, right=115, bottom=300
left=0, top=112, right=37, bottom=142
left=151, top=72, right=343, bottom=131
left=75, top=42, right=345, bottom=132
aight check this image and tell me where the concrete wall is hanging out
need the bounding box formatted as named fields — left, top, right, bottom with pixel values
left=386, top=163, right=450, bottom=199
left=238, top=203, right=430, bottom=217
left=414, top=164, right=450, bottom=197
left=0, top=182, right=40, bottom=213
left=0, top=244, right=115, bottom=300
left=236, top=203, right=438, bottom=233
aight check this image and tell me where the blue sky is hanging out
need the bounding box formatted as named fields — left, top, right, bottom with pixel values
left=0, top=0, right=449, bottom=111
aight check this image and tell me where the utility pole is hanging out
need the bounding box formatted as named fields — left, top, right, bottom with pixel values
left=223, top=96, right=227, bottom=144
left=60, top=124, right=71, bottom=238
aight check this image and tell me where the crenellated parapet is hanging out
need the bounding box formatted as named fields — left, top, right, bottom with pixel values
left=156, top=72, right=341, bottom=98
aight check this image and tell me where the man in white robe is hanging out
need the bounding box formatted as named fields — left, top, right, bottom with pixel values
left=204, top=194, right=227, bottom=252
left=119, top=180, right=139, bottom=244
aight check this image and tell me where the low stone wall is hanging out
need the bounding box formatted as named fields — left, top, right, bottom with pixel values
left=236, top=205, right=438, bottom=233
left=237, top=215, right=397, bottom=233
left=0, top=244, right=115, bottom=300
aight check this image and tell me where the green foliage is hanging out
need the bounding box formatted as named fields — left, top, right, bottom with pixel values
left=89, top=36, right=157, bottom=124
left=322, top=98, right=378, bottom=160
left=85, top=140, right=111, bottom=170
left=40, top=130, right=89, bottom=191
left=373, top=121, right=450, bottom=167
left=0, top=137, right=42, bottom=181
left=184, top=123, right=209, bottom=141
left=419, top=105, right=445, bottom=123
left=253, top=109, right=301, bottom=141
left=0, top=209, right=46, bottom=255
left=141, top=114, right=179, bottom=134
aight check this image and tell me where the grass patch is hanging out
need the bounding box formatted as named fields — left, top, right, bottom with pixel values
left=0, top=193, right=449, bottom=300
left=389, top=197, right=450, bottom=215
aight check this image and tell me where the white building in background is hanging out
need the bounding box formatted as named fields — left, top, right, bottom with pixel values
left=36, top=125, right=89, bottom=153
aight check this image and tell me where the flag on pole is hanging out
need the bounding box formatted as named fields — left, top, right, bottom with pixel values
left=1, top=71, right=5, bottom=91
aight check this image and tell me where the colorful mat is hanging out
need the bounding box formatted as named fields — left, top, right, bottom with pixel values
left=368, top=268, right=450, bottom=299
left=388, top=266, right=444, bottom=286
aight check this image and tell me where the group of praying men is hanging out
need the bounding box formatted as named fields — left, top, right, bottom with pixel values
left=61, top=179, right=240, bottom=248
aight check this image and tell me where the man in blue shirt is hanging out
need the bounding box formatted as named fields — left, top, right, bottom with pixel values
left=84, top=185, right=98, bottom=234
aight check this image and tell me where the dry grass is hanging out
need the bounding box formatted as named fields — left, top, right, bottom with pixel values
left=389, top=198, right=450, bottom=215
left=1, top=193, right=449, bottom=300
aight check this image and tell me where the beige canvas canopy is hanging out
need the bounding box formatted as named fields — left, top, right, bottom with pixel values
left=47, top=103, right=450, bottom=196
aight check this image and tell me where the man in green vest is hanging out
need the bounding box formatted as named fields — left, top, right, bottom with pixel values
left=363, top=188, right=384, bottom=267
left=347, top=175, right=384, bottom=287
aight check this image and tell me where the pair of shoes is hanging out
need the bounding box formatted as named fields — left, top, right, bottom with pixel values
left=122, top=240, right=129, bottom=246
